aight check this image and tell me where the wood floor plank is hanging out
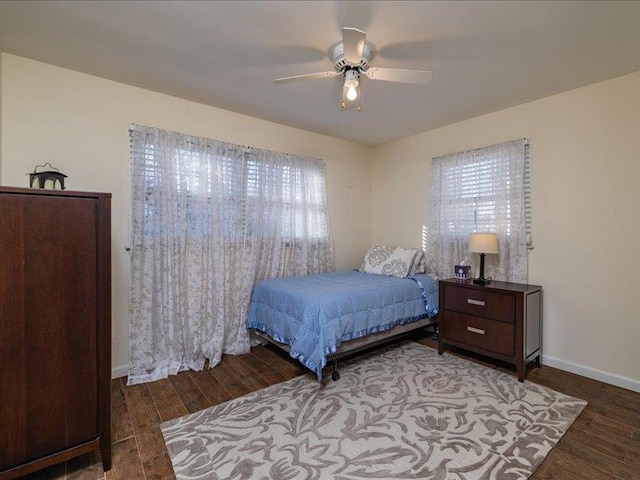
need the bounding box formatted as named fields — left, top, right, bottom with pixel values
left=624, top=451, right=640, bottom=472
left=122, top=383, right=167, bottom=461
left=253, top=344, right=307, bottom=378
left=542, top=448, right=618, bottom=480
left=578, top=399, right=637, bottom=432
left=528, top=364, right=635, bottom=403
left=110, top=378, right=134, bottom=443
left=567, top=427, right=628, bottom=463
left=577, top=407, right=638, bottom=439
left=209, top=358, right=253, bottom=398
left=223, top=354, right=271, bottom=391
left=532, top=461, right=591, bottom=480
left=22, top=462, right=67, bottom=479
left=238, top=351, right=288, bottom=385
left=147, top=378, right=189, bottom=422
left=65, top=450, right=105, bottom=480
left=141, top=453, right=176, bottom=480
left=580, top=380, right=640, bottom=414
left=188, top=369, right=233, bottom=406
left=168, top=369, right=211, bottom=414
left=569, top=408, right=640, bottom=461
left=528, top=371, right=640, bottom=429
left=104, top=438, right=145, bottom=480
left=558, top=431, right=640, bottom=479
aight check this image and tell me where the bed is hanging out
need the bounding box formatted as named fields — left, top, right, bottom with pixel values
left=247, top=264, right=439, bottom=381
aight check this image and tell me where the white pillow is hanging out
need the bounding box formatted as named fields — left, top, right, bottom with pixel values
left=408, top=250, right=427, bottom=275
left=360, top=246, right=422, bottom=277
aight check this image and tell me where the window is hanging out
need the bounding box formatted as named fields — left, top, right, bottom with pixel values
left=440, top=141, right=532, bottom=244
left=131, top=132, right=330, bottom=242
left=426, top=138, right=531, bottom=283
left=128, top=124, right=334, bottom=385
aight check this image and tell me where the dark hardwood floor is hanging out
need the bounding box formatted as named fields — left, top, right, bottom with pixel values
left=19, top=334, right=640, bottom=479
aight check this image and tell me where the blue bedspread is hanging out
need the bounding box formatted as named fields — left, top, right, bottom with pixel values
left=247, top=271, right=439, bottom=380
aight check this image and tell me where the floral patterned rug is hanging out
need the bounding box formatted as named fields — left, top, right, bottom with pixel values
left=161, top=342, right=586, bottom=480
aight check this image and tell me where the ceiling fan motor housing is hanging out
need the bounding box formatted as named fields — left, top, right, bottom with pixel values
left=332, top=41, right=373, bottom=73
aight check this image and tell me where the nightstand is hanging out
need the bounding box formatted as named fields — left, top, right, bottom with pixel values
left=438, top=278, right=542, bottom=381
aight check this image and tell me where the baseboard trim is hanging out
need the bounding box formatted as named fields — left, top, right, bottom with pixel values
left=542, top=355, right=640, bottom=393
left=112, top=365, right=129, bottom=380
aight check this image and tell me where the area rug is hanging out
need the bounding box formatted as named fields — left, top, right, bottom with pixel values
left=161, top=342, right=586, bottom=480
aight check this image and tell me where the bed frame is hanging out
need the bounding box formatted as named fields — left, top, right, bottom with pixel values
left=253, top=315, right=438, bottom=381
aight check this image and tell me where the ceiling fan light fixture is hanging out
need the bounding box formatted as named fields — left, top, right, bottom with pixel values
left=344, top=68, right=359, bottom=87
left=346, top=85, right=358, bottom=101
left=344, top=68, right=360, bottom=100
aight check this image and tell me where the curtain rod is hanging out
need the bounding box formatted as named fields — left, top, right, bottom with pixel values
left=130, top=124, right=256, bottom=151
left=128, top=123, right=324, bottom=163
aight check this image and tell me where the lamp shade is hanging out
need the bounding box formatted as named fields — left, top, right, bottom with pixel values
left=468, top=233, right=498, bottom=254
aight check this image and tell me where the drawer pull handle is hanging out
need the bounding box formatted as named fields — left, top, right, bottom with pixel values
left=467, top=326, right=485, bottom=335
left=467, top=299, right=485, bottom=307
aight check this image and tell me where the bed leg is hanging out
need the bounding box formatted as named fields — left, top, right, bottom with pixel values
left=331, top=360, right=340, bottom=381
left=431, top=325, right=439, bottom=341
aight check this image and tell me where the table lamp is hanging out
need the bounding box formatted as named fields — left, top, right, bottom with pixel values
left=468, top=233, right=498, bottom=285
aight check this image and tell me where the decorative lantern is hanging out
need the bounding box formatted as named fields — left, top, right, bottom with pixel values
left=27, top=163, right=68, bottom=190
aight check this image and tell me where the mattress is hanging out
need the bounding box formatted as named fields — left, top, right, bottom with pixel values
left=247, top=270, right=439, bottom=379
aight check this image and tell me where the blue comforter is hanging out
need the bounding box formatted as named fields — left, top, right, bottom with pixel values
left=247, top=271, right=439, bottom=380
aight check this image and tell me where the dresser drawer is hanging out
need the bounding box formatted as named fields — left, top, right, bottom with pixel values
left=443, top=311, right=515, bottom=357
left=443, top=285, right=515, bottom=323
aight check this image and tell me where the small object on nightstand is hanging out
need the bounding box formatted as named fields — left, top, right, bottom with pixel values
left=468, top=233, right=498, bottom=285
left=454, top=264, right=471, bottom=280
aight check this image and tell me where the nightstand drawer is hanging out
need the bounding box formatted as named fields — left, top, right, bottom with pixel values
left=443, top=311, right=514, bottom=356
left=438, top=278, right=542, bottom=382
left=443, top=285, right=515, bottom=323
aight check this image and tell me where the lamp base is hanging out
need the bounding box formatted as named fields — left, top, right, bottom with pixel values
left=473, top=252, right=491, bottom=285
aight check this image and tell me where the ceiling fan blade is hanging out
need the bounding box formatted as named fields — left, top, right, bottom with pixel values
left=274, top=71, right=339, bottom=84
left=365, top=68, right=433, bottom=85
left=342, top=27, right=366, bottom=65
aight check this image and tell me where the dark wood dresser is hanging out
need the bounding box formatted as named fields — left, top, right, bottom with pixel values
left=438, top=278, right=542, bottom=381
left=0, top=187, right=111, bottom=479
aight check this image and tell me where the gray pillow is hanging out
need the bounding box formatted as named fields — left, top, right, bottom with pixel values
left=360, top=246, right=423, bottom=277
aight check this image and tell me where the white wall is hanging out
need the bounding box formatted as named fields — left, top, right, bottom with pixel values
left=1, top=54, right=373, bottom=376
left=4, top=52, right=639, bottom=391
left=372, top=71, right=640, bottom=391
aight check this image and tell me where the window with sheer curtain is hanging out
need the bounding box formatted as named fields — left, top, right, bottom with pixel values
left=128, top=124, right=334, bottom=385
left=425, top=138, right=531, bottom=283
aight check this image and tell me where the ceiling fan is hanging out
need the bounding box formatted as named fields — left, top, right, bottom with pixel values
left=274, top=27, right=433, bottom=111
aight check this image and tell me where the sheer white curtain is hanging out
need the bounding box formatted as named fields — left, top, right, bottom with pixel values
left=426, top=139, right=530, bottom=283
left=128, top=125, right=334, bottom=385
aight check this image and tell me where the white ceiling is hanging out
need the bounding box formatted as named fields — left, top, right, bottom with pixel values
left=1, top=1, right=640, bottom=146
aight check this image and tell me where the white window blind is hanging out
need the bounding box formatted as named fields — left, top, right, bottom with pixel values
left=426, top=138, right=531, bottom=283
left=130, top=132, right=330, bottom=242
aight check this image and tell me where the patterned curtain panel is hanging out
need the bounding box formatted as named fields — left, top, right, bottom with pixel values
left=128, top=125, right=334, bottom=385
left=426, top=139, right=530, bottom=283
